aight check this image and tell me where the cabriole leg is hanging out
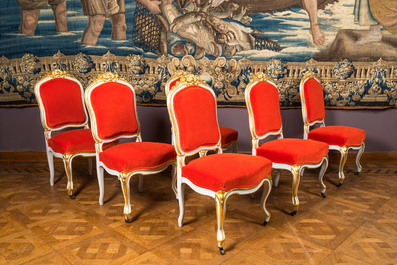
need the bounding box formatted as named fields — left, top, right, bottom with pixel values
left=290, top=165, right=301, bottom=216
left=355, top=142, right=365, bottom=175
left=119, top=172, right=132, bottom=223
left=63, top=153, right=75, bottom=199
left=47, top=149, right=55, bottom=186
left=261, top=176, right=272, bottom=225
left=215, top=191, right=227, bottom=255
left=337, top=146, right=348, bottom=187
left=318, top=156, right=328, bottom=198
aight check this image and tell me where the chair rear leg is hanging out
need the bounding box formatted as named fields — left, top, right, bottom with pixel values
left=88, top=157, right=93, bottom=176
left=138, top=174, right=144, bottom=192
left=355, top=142, right=365, bottom=175
left=232, top=140, right=238, bottom=153
left=47, top=150, right=55, bottom=186
left=177, top=177, right=185, bottom=227
left=62, top=153, right=75, bottom=199
left=215, top=190, right=227, bottom=255
left=337, top=146, right=348, bottom=187
left=274, top=171, right=281, bottom=187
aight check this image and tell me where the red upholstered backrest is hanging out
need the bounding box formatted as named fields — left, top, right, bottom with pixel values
left=89, top=82, right=139, bottom=140
left=38, top=77, right=86, bottom=129
left=303, top=78, right=325, bottom=123
left=172, top=85, right=220, bottom=153
left=248, top=81, right=282, bottom=136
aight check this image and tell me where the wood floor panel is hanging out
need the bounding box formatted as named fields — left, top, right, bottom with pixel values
left=0, top=161, right=396, bottom=264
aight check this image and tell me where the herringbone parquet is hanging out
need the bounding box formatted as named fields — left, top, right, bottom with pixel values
left=0, top=157, right=396, bottom=264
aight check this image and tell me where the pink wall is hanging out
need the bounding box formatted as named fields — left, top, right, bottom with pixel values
left=0, top=106, right=396, bottom=152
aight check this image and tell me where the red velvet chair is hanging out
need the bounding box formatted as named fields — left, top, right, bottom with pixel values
left=165, top=70, right=239, bottom=153
left=167, top=74, right=273, bottom=255
left=85, top=72, right=177, bottom=222
left=34, top=70, right=96, bottom=199
left=300, top=71, right=366, bottom=186
left=245, top=72, right=329, bottom=215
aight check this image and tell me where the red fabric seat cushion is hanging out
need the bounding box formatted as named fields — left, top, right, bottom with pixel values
left=99, top=142, right=176, bottom=172
left=48, top=129, right=96, bottom=154
left=308, top=126, right=366, bottom=147
left=257, top=138, right=329, bottom=165
left=220, top=127, right=238, bottom=147
left=182, top=153, right=272, bottom=192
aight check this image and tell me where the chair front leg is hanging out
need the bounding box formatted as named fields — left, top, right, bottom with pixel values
left=119, top=171, right=133, bottom=223
left=261, top=176, right=272, bottom=225
left=355, top=142, right=365, bottom=175
left=215, top=190, right=227, bottom=255
left=62, top=153, right=75, bottom=199
left=337, top=146, right=349, bottom=187
left=46, top=149, right=55, bottom=186
left=290, top=164, right=302, bottom=216
left=318, top=156, right=328, bottom=198
left=171, top=163, right=178, bottom=200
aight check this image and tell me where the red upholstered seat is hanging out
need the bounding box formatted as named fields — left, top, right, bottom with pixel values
left=48, top=129, right=95, bottom=154
left=219, top=127, right=238, bottom=148
left=307, top=126, right=366, bottom=147
left=183, top=153, right=271, bottom=192
left=99, top=142, right=176, bottom=172
left=257, top=139, right=329, bottom=166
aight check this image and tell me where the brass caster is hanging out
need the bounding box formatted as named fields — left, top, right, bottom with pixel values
left=219, top=247, right=225, bottom=255
left=321, top=192, right=326, bottom=198
left=263, top=220, right=268, bottom=226
left=354, top=172, right=360, bottom=175
left=69, top=194, right=76, bottom=199
left=124, top=216, right=133, bottom=223
left=336, top=182, right=342, bottom=187
left=290, top=211, right=297, bottom=216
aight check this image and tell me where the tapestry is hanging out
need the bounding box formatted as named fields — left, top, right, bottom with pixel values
left=0, top=0, right=396, bottom=108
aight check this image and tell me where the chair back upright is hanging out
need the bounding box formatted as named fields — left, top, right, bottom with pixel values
left=35, top=70, right=88, bottom=138
left=300, top=71, right=326, bottom=138
left=167, top=74, right=222, bottom=160
left=85, top=72, right=141, bottom=152
left=245, top=73, right=284, bottom=153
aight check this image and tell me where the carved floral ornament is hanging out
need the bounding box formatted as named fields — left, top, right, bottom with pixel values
left=0, top=52, right=396, bottom=108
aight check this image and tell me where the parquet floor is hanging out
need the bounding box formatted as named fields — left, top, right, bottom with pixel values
left=0, top=157, right=396, bottom=264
